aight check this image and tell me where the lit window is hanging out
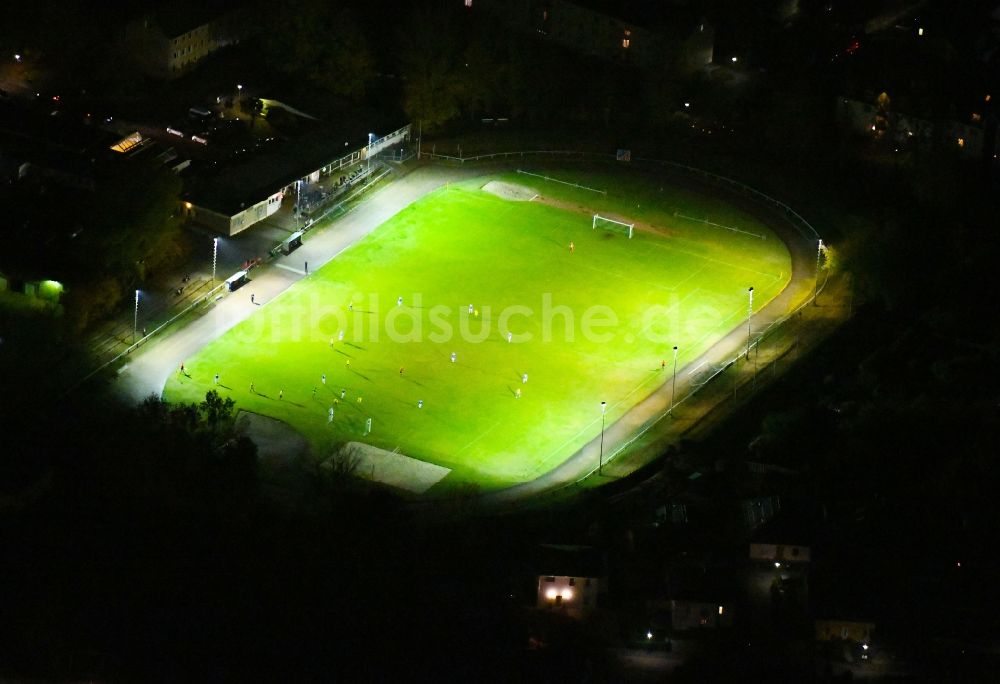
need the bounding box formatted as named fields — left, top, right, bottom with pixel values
left=465, top=0, right=472, bottom=6
left=957, top=137, right=965, bottom=147
left=718, top=605, right=724, bottom=615
left=623, top=29, right=631, bottom=49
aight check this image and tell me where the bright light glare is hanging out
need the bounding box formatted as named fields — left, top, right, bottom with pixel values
left=546, top=588, right=557, bottom=599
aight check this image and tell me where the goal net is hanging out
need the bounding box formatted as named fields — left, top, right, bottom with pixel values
left=593, top=214, right=634, bottom=239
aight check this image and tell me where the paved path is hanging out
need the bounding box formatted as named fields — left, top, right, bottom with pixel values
left=113, top=164, right=478, bottom=402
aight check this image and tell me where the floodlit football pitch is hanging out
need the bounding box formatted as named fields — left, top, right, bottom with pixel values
left=164, top=169, right=791, bottom=492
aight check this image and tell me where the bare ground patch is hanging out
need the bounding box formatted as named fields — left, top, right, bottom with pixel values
left=481, top=180, right=539, bottom=201
left=237, top=411, right=314, bottom=506
left=330, top=442, right=451, bottom=494
left=532, top=194, right=672, bottom=238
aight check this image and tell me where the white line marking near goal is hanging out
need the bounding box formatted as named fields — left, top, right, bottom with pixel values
left=674, top=212, right=766, bottom=240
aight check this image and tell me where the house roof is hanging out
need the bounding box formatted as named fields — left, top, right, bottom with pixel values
left=185, top=128, right=360, bottom=216
left=0, top=102, right=118, bottom=159
left=139, top=0, right=244, bottom=38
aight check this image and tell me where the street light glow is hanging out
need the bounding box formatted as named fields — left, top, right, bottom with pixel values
left=133, top=289, right=141, bottom=343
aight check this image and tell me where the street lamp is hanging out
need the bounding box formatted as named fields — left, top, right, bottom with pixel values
left=813, top=238, right=824, bottom=304
left=236, top=83, right=243, bottom=105
left=746, top=286, right=754, bottom=360
left=670, top=345, right=679, bottom=413
left=212, top=237, right=219, bottom=283
left=368, top=132, right=374, bottom=174
left=599, top=400, right=607, bottom=475
left=133, top=290, right=140, bottom=344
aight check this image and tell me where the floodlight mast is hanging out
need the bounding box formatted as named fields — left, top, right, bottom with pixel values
left=746, top=286, right=754, bottom=360
left=599, top=401, right=608, bottom=475
left=670, top=346, right=679, bottom=413
left=133, top=290, right=140, bottom=344
left=814, top=238, right=824, bottom=304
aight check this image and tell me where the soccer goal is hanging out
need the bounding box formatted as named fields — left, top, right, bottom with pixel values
left=593, top=214, right=634, bottom=239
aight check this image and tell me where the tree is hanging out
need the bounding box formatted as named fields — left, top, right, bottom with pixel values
left=397, top=6, right=465, bottom=131
left=77, top=162, right=186, bottom=287
left=263, top=0, right=374, bottom=100
left=199, top=390, right=236, bottom=432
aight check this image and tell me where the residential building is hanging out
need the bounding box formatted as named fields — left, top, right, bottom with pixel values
left=669, top=599, right=735, bottom=631
left=534, top=544, right=607, bottom=618
left=184, top=125, right=411, bottom=236
left=122, top=4, right=252, bottom=79
left=836, top=96, right=999, bottom=162
left=815, top=619, right=875, bottom=644
left=470, top=0, right=713, bottom=70
left=0, top=273, right=64, bottom=309
left=0, top=101, right=144, bottom=191
left=749, top=542, right=811, bottom=565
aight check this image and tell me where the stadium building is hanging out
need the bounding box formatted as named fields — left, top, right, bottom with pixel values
left=183, top=124, right=411, bottom=236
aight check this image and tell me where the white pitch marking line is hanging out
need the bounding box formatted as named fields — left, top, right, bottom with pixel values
left=275, top=263, right=307, bottom=276
left=687, top=360, right=708, bottom=376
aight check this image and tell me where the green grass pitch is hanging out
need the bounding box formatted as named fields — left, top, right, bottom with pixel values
left=164, top=169, right=791, bottom=491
